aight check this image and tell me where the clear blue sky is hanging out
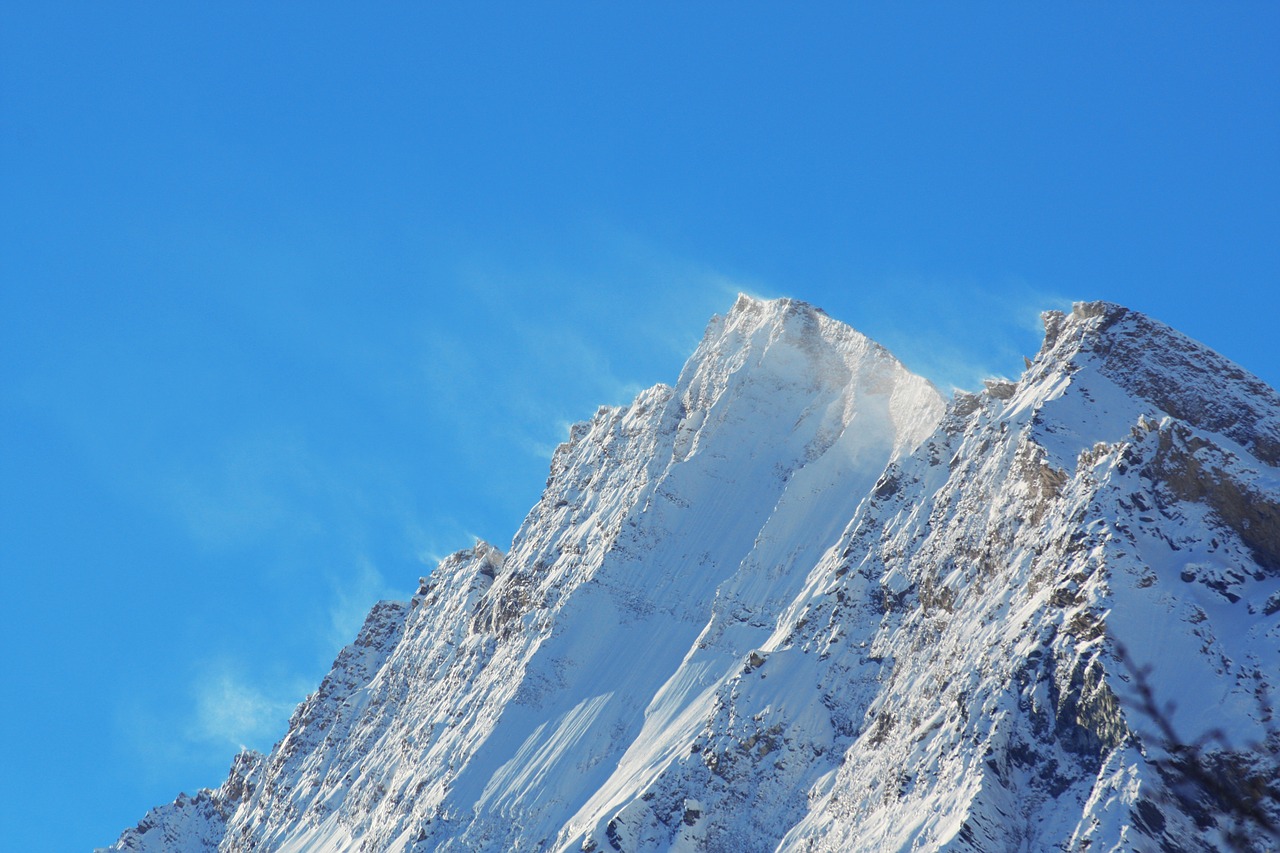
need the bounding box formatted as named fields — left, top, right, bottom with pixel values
left=2, top=4, right=1277, bottom=849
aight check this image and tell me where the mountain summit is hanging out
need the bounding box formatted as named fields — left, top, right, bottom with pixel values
left=104, top=297, right=1279, bottom=852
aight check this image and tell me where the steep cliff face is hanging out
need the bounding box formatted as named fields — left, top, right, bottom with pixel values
left=103, top=298, right=1279, bottom=852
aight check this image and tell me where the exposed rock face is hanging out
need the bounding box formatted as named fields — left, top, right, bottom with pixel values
left=107, top=751, right=264, bottom=853
left=103, top=298, right=1280, bottom=852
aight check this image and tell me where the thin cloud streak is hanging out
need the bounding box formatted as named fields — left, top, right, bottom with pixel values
left=189, top=663, right=311, bottom=752
left=325, top=556, right=397, bottom=649
left=845, top=277, right=1072, bottom=394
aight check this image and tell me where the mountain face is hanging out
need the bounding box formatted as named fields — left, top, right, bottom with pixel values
left=104, top=297, right=1280, bottom=852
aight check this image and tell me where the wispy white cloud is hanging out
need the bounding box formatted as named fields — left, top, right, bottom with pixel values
left=416, top=235, right=756, bottom=479
left=845, top=275, right=1072, bottom=394
left=705, top=270, right=780, bottom=305
left=189, top=662, right=311, bottom=751
left=325, top=555, right=397, bottom=648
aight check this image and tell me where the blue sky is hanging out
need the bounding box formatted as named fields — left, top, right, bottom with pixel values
left=1, top=3, right=1277, bottom=849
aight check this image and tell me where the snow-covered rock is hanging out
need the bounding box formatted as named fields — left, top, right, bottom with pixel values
left=102, top=297, right=1280, bottom=852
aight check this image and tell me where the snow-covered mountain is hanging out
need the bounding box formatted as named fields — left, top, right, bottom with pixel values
left=104, top=296, right=1280, bottom=852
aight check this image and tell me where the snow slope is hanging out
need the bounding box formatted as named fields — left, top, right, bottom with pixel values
left=103, top=298, right=1279, bottom=852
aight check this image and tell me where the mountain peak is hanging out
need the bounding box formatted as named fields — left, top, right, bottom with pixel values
left=1036, top=301, right=1280, bottom=464
left=728, top=292, right=826, bottom=319
left=1039, top=299, right=1130, bottom=350
left=715, top=293, right=851, bottom=352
